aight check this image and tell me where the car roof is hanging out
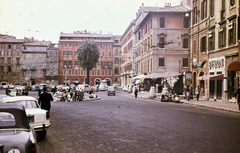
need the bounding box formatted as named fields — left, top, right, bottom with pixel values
left=0, top=96, right=37, bottom=103
left=0, top=103, right=30, bottom=129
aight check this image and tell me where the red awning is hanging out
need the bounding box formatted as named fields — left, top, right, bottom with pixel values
left=197, top=74, right=224, bottom=81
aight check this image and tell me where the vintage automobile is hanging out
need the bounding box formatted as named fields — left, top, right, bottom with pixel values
left=0, top=96, right=51, bottom=139
left=0, top=103, right=39, bottom=153
left=107, top=86, right=115, bottom=96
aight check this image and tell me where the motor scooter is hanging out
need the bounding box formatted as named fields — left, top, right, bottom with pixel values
left=173, top=93, right=180, bottom=103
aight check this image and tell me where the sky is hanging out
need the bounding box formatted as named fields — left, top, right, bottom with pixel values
left=1, top=0, right=181, bottom=43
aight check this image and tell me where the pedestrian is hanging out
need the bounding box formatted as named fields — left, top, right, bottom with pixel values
left=195, top=85, right=200, bottom=101
left=134, top=86, right=138, bottom=98
left=38, top=87, right=53, bottom=112
left=74, top=90, right=78, bottom=101
left=235, top=87, right=240, bottom=110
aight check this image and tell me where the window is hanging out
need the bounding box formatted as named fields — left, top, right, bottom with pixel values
left=108, top=70, right=111, bottom=75
left=1, top=45, right=5, bottom=49
left=68, top=51, right=72, bottom=56
left=81, top=70, right=83, bottom=75
left=8, top=58, right=11, bottom=64
left=68, top=70, right=71, bottom=75
left=76, top=43, right=79, bottom=48
left=75, top=61, right=78, bottom=66
left=43, top=70, right=46, bottom=77
left=64, top=43, right=67, bottom=48
left=1, top=58, right=4, bottom=64
left=17, top=51, right=20, bottom=56
left=159, top=37, right=165, bottom=48
left=7, top=51, right=12, bottom=56
left=23, top=54, right=26, bottom=61
left=114, top=67, right=119, bottom=74
left=16, top=76, right=19, bottom=80
left=221, top=0, right=225, bottom=20
left=101, top=61, right=105, bottom=66
left=183, top=38, right=189, bottom=49
left=8, top=45, right=11, bottom=49
left=16, top=58, right=20, bottom=66
left=193, top=7, right=198, bottom=25
left=16, top=45, right=20, bottom=49
left=160, top=17, right=165, bottom=28
left=69, top=43, right=72, bottom=48
left=183, top=17, right=189, bottom=28
left=115, top=49, right=118, bottom=55
left=92, top=70, right=94, bottom=75
left=75, top=51, right=78, bottom=56
left=64, top=61, right=67, bottom=68
left=1, top=51, right=5, bottom=56
left=115, top=58, right=119, bottom=64
left=109, top=51, right=111, bottom=57
left=201, top=36, right=207, bottom=52
left=193, top=40, right=196, bottom=54
left=219, top=26, right=226, bottom=47
left=75, top=70, right=78, bottom=75
left=210, top=0, right=214, bottom=17
left=68, top=61, right=72, bottom=68
left=230, top=0, right=235, bottom=6
left=229, top=21, right=236, bottom=45
left=109, top=44, right=112, bottom=49
left=7, top=66, right=11, bottom=72
left=97, top=70, right=100, bottom=75
left=183, top=58, right=188, bottom=67
left=102, top=70, right=105, bottom=75
left=138, top=31, right=141, bottom=40
left=0, top=66, right=4, bottom=72
left=208, top=30, right=215, bottom=51
left=63, top=51, right=67, bottom=56
left=159, top=58, right=165, bottom=67
left=22, top=71, right=26, bottom=77
left=102, top=52, right=105, bottom=57
left=102, top=44, right=105, bottom=49
left=201, top=0, right=207, bottom=19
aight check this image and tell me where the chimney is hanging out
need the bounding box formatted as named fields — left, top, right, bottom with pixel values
left=165, top=3, right=171, bottom=7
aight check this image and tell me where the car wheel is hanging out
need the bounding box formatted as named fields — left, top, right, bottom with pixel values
left=37, top=130, right=47, bottom=139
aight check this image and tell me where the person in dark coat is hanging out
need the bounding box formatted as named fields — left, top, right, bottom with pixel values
left=235, top=87, right=240, bottom=110
left=134, top=86, right=138, bottom=98
left=38, top=87, right=53, bottom=112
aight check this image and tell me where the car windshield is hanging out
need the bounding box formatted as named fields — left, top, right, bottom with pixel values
left=0, top=112, right=16, bottom=127
left=8, top=100, right=39, bottom=108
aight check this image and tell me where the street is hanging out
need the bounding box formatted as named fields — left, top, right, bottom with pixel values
left=2, top=89, right=240, bottom=153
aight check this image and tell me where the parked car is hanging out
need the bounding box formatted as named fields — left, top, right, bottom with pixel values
left=77, top=84, right=90, bottom=92
left=99, top=84, right=108, bottom=91
left=7, top=89, right=17, bottom=97
left=0, top=94, right=10, bottom=99
left=0, top=96, right=51, bottom=139
left=92, top=85, right=99, bottom=92
left=31, top=85, right=40, bottom=91
left=123, top=86, right=128, bottom=92
left=0, top=103, right=39, bottom=153
left=107, top=86, right=115, bottom=96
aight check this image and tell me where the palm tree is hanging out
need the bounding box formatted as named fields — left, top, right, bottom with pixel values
left=77, top=39, right=100, bottom=85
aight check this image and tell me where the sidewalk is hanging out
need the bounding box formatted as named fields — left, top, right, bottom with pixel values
left=130, top=91, right=240, bottom=113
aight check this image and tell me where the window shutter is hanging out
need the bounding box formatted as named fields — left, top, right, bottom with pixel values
left=223, top=27, right=226, bottom=46
left=233, top=22, right=236, bottom=44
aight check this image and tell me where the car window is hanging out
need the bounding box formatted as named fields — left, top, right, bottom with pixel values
left=0, top=112, right=16, bottom=127
left=9, top=100, right=39, bottom=108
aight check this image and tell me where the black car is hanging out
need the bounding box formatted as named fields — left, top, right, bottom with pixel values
left=0, top=103, right=39, bottom=153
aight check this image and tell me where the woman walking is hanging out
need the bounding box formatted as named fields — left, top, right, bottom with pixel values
left=195, top=85, right=200, bottom=101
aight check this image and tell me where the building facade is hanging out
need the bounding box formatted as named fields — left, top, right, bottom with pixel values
left=22, top=38, right=52, bottom=85
left=113, top=35, right=122, bottom=85
left=58, top=31, right=116, bottom=86
left=0, top=35, right=24, bottom=86
left=191, top=0, right=240, bottom=102
left=120, top=2, right=191, bottom=92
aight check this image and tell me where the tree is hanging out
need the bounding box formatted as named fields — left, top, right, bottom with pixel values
left=77, top=39, right=100, bottom=85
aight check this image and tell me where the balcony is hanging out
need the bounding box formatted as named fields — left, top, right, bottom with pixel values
left=30, top=66, right=36, bottom=70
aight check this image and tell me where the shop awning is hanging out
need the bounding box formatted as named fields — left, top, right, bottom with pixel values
left=197, top=74, right=224, bottom=81
left=197, top=61, right=206, bottom=68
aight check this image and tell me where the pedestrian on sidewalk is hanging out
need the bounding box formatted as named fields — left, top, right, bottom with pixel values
left=38, top=87, right=53, bottom=112
left=195, top=85, right=200, bottom=101
left=134, top=86, right=138, bottom=98
left=235, top=87, right=240, bottom=110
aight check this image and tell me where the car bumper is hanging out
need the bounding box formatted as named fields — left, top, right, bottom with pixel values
left=33, top=123, right=51, bottom=131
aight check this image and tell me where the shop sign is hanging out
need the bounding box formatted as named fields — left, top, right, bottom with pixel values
left=185, top=71, right=192, bottom=86
left=209, top=56, right=225, bottom=72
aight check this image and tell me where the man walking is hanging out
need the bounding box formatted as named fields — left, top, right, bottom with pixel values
left=38, top=87, right=53, bottom=112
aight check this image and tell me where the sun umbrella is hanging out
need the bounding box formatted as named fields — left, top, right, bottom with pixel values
left=143, top=72, right=163, bottom=79
left=132, top=74, right=146, bottom=79
left=161, top=71, right=181, bottom=78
